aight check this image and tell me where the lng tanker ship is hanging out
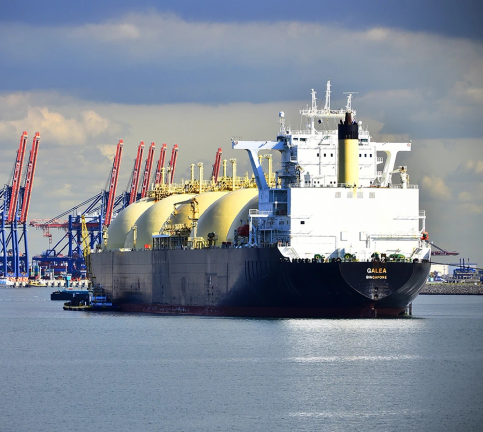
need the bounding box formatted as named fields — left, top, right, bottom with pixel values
left=90, top=81, right=431, bottom=317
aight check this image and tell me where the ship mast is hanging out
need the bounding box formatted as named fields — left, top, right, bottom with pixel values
left=299, top=80, right=356, bottom=132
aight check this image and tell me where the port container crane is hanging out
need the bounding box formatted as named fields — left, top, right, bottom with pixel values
left=19, top=132, right=40, bottom=224
left=166, top=144, right=178, bottom=185
left=128, top=141, right=145, bottom=205
left=29, top=140, right=125, bottom=279
left=1, top=132, right=40, bottom=279
left=154, top=143, right=167, bottom=185
left=81, top=215, right=92, bottom=280
left=140, top=142, right=155, bottom=199
left=7, top=132, right=27, bottom=223
left=211, top=148, right=222, bottom=184
left=104, top=139, right=123, bottom=227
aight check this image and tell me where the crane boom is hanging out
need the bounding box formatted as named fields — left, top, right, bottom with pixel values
left=19, top=132, right=40, bottom=224
left=104, top=139, right=124, bottom=227
left=167, top=144, right=178, bottom=185
left=154, top=143, right=167, bottom=185
left=128, top=141, right=145, bottom=205
left=140, top=142, right=156, bottom=199
left=8, top=131, right=28, bottom=223
left=211, top=148, right=222, bottom=183
left=430, top=242, right=459, bottom=256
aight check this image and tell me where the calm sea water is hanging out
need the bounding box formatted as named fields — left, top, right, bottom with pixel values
left=0, top=288, right=482, bottom=432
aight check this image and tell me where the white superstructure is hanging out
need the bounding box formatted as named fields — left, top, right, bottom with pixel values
left=233, top=81, right=431, bottom=262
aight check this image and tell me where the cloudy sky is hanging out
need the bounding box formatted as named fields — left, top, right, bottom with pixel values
left=1, top=0, right=482, bottom=265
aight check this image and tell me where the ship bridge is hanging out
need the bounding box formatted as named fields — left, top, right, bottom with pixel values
left=232, top=81, right=429, bottom=263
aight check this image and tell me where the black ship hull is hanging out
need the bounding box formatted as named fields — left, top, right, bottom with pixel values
left=90, top=248, right=430, bottom=318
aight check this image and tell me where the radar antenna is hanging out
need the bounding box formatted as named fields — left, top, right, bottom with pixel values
left=343, top=92, right=358, bottom=112
left=279, top=111, right=286, bottom=133
left=324, top=80, right=331, bottom=111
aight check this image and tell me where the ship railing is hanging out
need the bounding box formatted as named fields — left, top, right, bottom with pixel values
left=370, top=234, right=421, bottom=240
left=256, top=242, right=288, bottom=249
left=291, top=129, right=312, bottom=135
left=389, top=184, right=418, bottom=189
left=249, top=209, right=272, bottom=217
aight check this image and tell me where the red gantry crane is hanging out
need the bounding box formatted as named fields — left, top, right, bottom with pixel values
left=19, top=132, right=40, bottom=224
left=104, top=139, right=123, bottom=227
left=128, top=141, right=145, bottom=205
left=7, top=132, right=28, bottom=223
left=211, top=148, right=222, bottom=184
left=1, top=131, right=41, bottom=279
left=166, top=144, right=178, bottom=185
left=154, top=143, right=167, bottom=185
left=140, top=142, right=156, bottom=199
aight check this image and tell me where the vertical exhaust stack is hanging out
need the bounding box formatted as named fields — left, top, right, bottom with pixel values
left=337, top=111, right=359, bottom=187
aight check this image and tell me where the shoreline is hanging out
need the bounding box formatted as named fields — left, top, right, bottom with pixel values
left=420, top=282, right=483, bottom=295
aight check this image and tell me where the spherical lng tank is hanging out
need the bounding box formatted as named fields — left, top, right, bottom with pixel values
left=169, top=191, right=229, bottom=227
left=124, top=193, right=195, bottom=249
left=126, top=191, right=228, bottom=249
left=106, top=198, right=155, bottom=249
left=196, top=188, right=258, bottom=243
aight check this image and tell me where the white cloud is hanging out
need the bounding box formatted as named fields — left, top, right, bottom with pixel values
left=0, top=105, right=113, bottom=146
left=421, top=176, right=452, bottom=201
left=458, top=202, right=483, bottom=214
left=462, top=159, right=483, bottom=175
left=458, top=191, right=473, bottom=202
left=97, top=144, right=119, bottom=160
left=450, top=158, right=483, bottom=182
left=72, top=22, right=141, bottom=42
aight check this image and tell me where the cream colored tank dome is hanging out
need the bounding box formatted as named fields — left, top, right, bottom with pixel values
left=226, top=194, right=258, bottom=243
left=169, top=191, right=229, bottom=227
left=124, top=193, right=195, bottom=249
left=196, top=188, right=258, bottom=243
left=106, top=198, right=155, bottom=249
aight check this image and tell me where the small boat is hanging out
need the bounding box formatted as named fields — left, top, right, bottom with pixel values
left=63, top=301, right=91, bottom=311
left=28, top=280, right=47, bottom=287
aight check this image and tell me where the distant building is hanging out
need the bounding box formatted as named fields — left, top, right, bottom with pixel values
left=430, top=264, right=449, bottom=276
left=430, top=262, right=479, bottom=280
